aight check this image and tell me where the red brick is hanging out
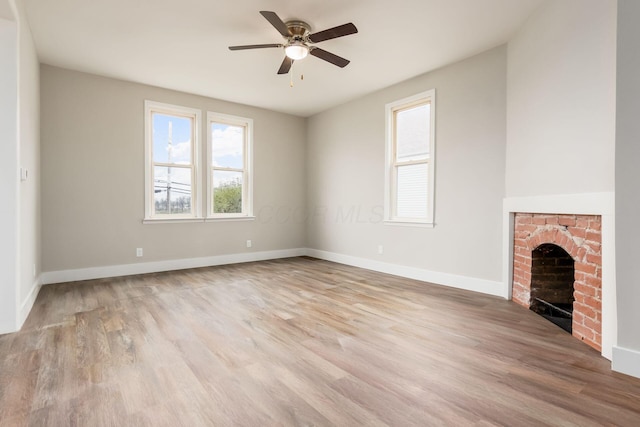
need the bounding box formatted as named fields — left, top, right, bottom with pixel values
left=576, top=263, right=597, bottom=276
left=585, top=254, right=602, bottom=265
left=581, top=294, right=602, bottom=311
left=516, top=215, right=532, bottom=225
left=584, top=316, right=601, bottom=334
left=584, top=241, right=601, bottom=253
left=559, top=216, right=577, bottom=227
left=576, top=247, right=587, bottom=262
left=588, top=275, right=601, bottom=287
left=588, top=219, right=602, bottom=231
left=545, top=216, right=559, bottom=225
left=586, top=231, right=602, bottom=243
left=574, top=282, right=596, bottom=296
left=518, top=225, right=538, bottom=234
left=532, top=217, right=546, bottom=225
left=568, top=227, right=587, bottom=239
left=574, top=302, right=597, bottom=320
left=513, top=254, right=526, bottom=265
left=573, top=323, right=595, bottom=341
left=576, top=218, right=589, bottom=228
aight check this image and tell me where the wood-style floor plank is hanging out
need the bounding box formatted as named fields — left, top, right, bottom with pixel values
left=1, top=256, right=640, bottom=426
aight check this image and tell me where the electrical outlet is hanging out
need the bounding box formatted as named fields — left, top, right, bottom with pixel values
left=246, top=240, right=252, bottom=248
left=378, top=245, right=384, bottom=255
left=136, top=248, right=143, bottom=257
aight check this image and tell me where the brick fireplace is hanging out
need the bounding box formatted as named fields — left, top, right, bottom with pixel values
left=512, top=213, right=602, bottom=351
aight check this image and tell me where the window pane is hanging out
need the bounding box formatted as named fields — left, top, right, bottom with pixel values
left=396, top=163, right=428, bottom=218
left=152, top=113, right=192, bottom=164
left=213, top=170, right=243, bottom=214
left=212, top=123, right=244, bottom=169
left=396, top=103, right=430, bottom=162
left=154, top=166, right=192, bottom=214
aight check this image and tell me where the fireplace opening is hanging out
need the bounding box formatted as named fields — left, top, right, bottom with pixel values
left=530, top=243, right=575, bottom=334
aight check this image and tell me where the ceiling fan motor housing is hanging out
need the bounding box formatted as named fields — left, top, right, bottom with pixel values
left=285, top=21, right=311, bottom=40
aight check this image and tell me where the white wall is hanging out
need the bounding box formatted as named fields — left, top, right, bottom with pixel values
left=306, top=46, right=507, bottom=294
left=0, top=0, right=40, bottom=333
left=613, top=0, right=640, bottom=379
left=0, top=13, right=19, bottom=333
left=505, top=0, right=617, bottom=197
left=40, top=66, right=307, bottom=277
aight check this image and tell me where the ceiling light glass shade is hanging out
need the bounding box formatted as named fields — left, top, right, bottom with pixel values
left=285, top=42, right=309, bottom=60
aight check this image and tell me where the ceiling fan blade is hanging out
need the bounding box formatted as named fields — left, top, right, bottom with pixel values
left=229, top=43, right=283, bottom=51
left=308, top=23, right=358, bottom=43
left=277, top=56, right=293, bottom=74
left=260, top=11, right=291, bottom=37
left=310, top=48, right=350, bottom=68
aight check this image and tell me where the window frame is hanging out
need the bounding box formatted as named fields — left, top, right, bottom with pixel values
left=144, top=100, right=202, bottom=222
left=206, top=111, right=254, bottom=220
left=384, top=89, right=436, bottom=227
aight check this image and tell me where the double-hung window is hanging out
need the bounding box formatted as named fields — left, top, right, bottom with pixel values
left=207, top=112, right=253, bottom=219
left=145, top=101, right=201, bottom=221
left=385, top=89, right=436, bottom=226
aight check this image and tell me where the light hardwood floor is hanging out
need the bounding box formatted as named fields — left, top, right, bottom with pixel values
left=1, top=257, right=639, bottom=426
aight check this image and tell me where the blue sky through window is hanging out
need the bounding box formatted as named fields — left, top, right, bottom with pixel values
left=152, top=113, right=192, bottom=164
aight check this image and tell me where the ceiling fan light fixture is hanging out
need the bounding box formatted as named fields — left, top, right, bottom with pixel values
left=285, top=42, right=309, bottom=60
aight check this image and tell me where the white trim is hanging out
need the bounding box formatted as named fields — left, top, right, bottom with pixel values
left=612, top=346, right=640, bottom=379
left=18, top=276, right=41, bottom=327
left=503, top=192, right=615, bottom=215
left=502, top=192, right=616, bottom=360
left=41, top=248, right=306, bottom=285
left=384, top=89, right=436, bottom=225
left=207, top=111, right=254, bottom=218
left=144, top=100, right=202, bottom=221
left=306, top=248, right=503, bottom=297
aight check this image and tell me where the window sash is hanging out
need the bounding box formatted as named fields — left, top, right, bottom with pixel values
left=207, top=112, right=253, bottom=218
left=145, top=101, right=201, bottom=220
left=385, top=90, right=436, bottom=225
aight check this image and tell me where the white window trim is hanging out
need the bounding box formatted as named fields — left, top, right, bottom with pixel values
left=144, top=100, right=202, bottom=222
left=384, top=89, right=436, bottom=227
left=206, top=111, right=254, bottom=220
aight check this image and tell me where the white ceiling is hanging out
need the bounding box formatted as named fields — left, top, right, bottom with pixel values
left=23, top=0, right=543, bottom=117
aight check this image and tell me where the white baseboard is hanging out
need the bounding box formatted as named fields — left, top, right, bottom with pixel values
left=41, top=248, right=307, bottom=285
left=0, top=277, right=41, bottom=335
left=305, top=249, right=504, bottom=297
left=612, top=346, right=640, bottom=379
left=18, top=276, right=41, bottom=328
left=41, top=247, right=505, bottom=299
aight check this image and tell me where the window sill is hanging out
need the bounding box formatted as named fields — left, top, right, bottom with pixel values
left=384, top=220, right=435, bottom=228
left=205, top=216, right=256, bottom=222
left=143, top=216, right=256, bottom=224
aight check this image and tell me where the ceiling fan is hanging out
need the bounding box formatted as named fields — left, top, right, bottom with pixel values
left=228, top=11, right=358, bottom=75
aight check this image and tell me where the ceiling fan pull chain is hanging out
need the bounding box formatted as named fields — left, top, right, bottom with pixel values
left=290, top=60, right=295, bottom=87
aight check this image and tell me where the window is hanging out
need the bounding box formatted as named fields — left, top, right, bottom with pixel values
left=207, top=112, right=253, bottom=219
left=385, top=90, right=436, bottom=226
left=144, top=101, right=201, bottom=221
